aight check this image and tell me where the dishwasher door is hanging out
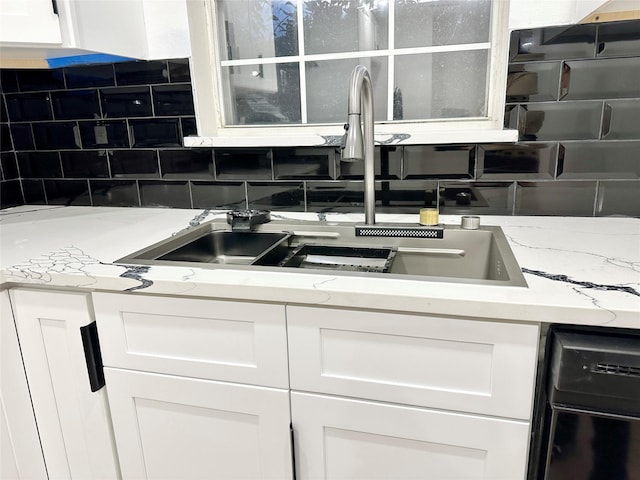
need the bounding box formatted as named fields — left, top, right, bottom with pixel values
left=540, top=328, right=640, bottom=480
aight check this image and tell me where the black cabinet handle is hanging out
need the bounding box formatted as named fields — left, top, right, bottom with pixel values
left=80, top=322, right=105, bottom=392
left=290, top=423, right=297, bottom=480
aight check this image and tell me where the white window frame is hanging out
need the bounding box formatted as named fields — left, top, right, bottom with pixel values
left=185, top=0, right=517, bottom=147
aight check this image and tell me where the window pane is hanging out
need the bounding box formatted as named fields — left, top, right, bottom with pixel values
left=306, top=57, right=388, bottom=123
left=395, top=50, right=488, bottom=120
left=221, top=63, right=301, bottom=125
left=217, top=0, right=298, bottom=60
left=303, top=0, right=389, bottom=55
left=395, top=0, right=491, bottom=49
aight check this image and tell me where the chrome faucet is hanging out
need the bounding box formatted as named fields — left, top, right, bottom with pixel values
left=342, top=65, right=375, bottom=225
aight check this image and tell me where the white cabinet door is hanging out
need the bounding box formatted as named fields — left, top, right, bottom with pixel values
left=94, top=293, right=289, bottom=388
left=287, top=305, right=539, bottom=420
left=0, top=291, right=47, bottom=480
left=292, top=392, right=530, bottom=480
left=105, top=367, right=293, bottom=480
left=0, top=0, right=61, bottom=44
left=10, top=288, right=120, bottom=480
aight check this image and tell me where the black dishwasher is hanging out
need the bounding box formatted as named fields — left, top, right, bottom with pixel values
left=533, top=327, right=640, bottom=480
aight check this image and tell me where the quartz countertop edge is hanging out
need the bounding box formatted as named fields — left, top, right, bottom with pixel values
left=1, top=206, right=638, bottom=329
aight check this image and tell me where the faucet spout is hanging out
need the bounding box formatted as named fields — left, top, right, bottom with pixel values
left=342, top=65, right=375, bottom=225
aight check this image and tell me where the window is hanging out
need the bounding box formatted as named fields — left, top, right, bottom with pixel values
left=187, top=0, right=515, bottom=146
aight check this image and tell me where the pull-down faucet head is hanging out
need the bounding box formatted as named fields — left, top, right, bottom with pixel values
left=342, top=64, right=375, bottom=225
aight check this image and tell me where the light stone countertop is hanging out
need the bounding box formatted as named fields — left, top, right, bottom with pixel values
left=1, top=206, right=638, bottom=329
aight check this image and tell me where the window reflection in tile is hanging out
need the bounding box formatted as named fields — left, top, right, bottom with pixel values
left=100, top=87, right=152, bottom=118
left=306, top=181, right=364, bottom=213
left=9, top=124, right=34, bottom=151
left=65, top=64, right=115, bottom=88
left=191, top=181, right=246, bottom=209
left=51, top=90, right=101, bottom=120
left=115, top=61, right=169, bottom=86
left=520, top=101, right=603, bottom=141
left=17, top=152, right=62, bottom=178
left=563, top=58, right=640, bottom=100
left=248, top=182, right=304, bottom=211
left=376, top=180, right=438, bottom=214
left=439, top=182, right=515, bottom=215
left=22, top=179, right=46, bottom=204
left=44, top=179, right=91, bottom=206
left=5, top=92, right=53, bottom=121
left=273, top=147, right=332, bottom=179
left=506, top=62, right=561, bottom=103
left=558, top=141, right=640, bottom=179
left=1, top=153, right=18, bottom=179
left=339, top=147, right=401, bottom=180
left=159, top=149, right=214, bottom=179
left=510, top=25, right=597, bottom=62
left=478, top=143, right=557, bottom=179
left=110, top=150, right=159, bottom=178
left=515, top=181, right=596, bottom=216
left=60, top=151, right=109, bottom=178
left=90, top=180, right=140, bottom=207
left=597, top=20, right=640, bottom=58
left=603, top=99, right=640, bottom=140
left=79, top=120, right=129, bottom=148
left=139, top=180, right=191, bottom=208
left=0, top=180, right=23, bottom=208
left=129, top=119, right=181, bottom=147
left=33, top=122, right=80, bottom=150
left=215, top=149, right=272, bottom=180
left=404, top=145, right=475, bottom=179
left=152, top=85, right=195, bottom=116
left=596, top=180, right=640, bottom=217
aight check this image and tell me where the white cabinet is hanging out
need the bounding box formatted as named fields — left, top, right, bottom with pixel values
left=287, top=305, right=539, bottom=420
left=0, top=0, right=61, bottom=45
left=105, top=368, right=292, bottom=480
left=93, top=292, right=292, bottom=480
left=9, top=288, right=120, bottom=480
left=0, top=290, right=47, bottom=480
left=286, top=305, right=539, bottom=480
left=292, top=392, right=530, bottom=480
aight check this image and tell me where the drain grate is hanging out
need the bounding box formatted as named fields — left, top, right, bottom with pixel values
left=355, top=225, right=444, bottom=239
left=593, top=363, right=640, bottom=377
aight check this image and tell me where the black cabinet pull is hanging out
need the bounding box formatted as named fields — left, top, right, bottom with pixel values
left=80, top=322, right=105, bottom=392
left=290, top=423, right=297, bottom=480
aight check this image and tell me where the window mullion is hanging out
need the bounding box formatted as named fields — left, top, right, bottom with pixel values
left=297, top=0, right=307, bottom=124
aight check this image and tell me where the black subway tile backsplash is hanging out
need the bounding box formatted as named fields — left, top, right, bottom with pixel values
left=17, top=152, right=62, bottom=178
left=65, top=64, right=116, bottom=89
left=44, top=179, right=91, bottom=206
left=5, top=92, right=53, bottom=121
left=129, top=118, right=181, bottom=147
left=51, top=90, right=101, bottom=120
left=60, top=151, right=110, bottom=178
left=32, top=122, right=80, bottom=150
left=2, top=22, right=639, bottom=216
left=115, top=61, right=169, bottom=86
left=152, top=85, right=195, bottom=116
left=191, top=181, right=246, bottom=209
left=100, top=87, right=153, bottom=118
left=159, top=149, right=214, bottom=179
left=110, top=150, right=160, bottom=178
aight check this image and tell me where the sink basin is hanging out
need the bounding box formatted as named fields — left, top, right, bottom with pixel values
left=116, top=219, right=527, bottom=287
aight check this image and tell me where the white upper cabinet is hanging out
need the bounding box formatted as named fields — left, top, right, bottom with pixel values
left=0, top=0, right=62, bottom=45
left=186, top=0, right=517, bottom=146
left=0, top=0, right=191, bottom=68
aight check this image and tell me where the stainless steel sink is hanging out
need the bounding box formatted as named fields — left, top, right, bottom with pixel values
left=116, top=219, right=527, bottom=287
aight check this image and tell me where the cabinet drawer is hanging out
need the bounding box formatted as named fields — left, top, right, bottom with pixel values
left=94, top=293, right=289, bottom=388
left=292, top=392, right=530, bottom=480
left=287, top=306, right=539, bottom=419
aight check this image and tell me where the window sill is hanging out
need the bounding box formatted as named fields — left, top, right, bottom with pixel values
left=184, top=128, right=519, bottom=148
